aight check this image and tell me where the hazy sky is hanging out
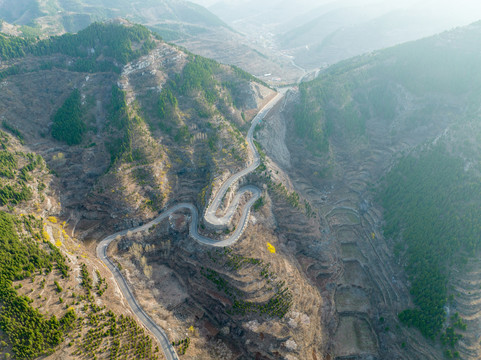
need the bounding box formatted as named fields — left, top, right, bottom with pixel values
left=191, top=0, right=481, bottom=28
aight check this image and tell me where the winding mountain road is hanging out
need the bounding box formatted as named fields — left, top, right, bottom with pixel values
left=97, top=90, right=285, bottom=360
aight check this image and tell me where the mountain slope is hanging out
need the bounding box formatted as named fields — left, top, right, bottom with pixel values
left=0, top=0, right=304, bottom=84
left=256, top=20, right=481, bottom=360
left=0, top=124, right=164, bottom=360
left=282, top=7, right=476, bottom=68
left=0, top=22, right=324, bottom=360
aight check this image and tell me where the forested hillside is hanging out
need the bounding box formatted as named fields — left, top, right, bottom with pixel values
left=0, top=20, right=281, bottom=359
left=294, top=21, right=481, bottom=153
left=0, top=128, right=162, bottom=360
left=290, top=20, right=481, bottom=357
left=379, top=145, right=475, bottom=346
left=0, top=22, right=156, bottom=68
left=98, top=46, right=273, bottom=215
left=0, top=20, right=272, bottom=215
left=0, top=209, right=162, bottom=360
left=0, top=0, right=304, bottom=85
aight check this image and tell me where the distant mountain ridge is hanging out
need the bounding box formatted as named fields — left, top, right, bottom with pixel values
left=0, top=0, right=305, bottom=85
left=195, top=0, right=481, bottom=70
left=0, top=0, right=229, bottom=39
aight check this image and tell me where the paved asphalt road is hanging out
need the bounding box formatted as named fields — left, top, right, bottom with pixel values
left=204, top=91, right=283, bottom=227
left=96, top=91, right=286, bottom=360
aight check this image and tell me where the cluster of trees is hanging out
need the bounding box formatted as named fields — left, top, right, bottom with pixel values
left=157, top=87, right=177, bottom=120
left=267, top=177, right=301, bottom=209
left=153, top=52, right=252, bottom=152
left=106, top=86, right=134, bottom=165
left=0, top=182, right=32, bottom=206
left=172, top=338, right=190, bottom=355
left=201, top=268, right=240, bottom=299
left=232, top=284, right=292, bottom=318
left=0, top=66, right=21, bottom=81
left=293, top=82, right=331, bottom=153
left=293, top=59, right=380, bottom=154
left=0, top=140, right=46, bottom=206
left=173, top=125, right=191, bottom=144
left=441, top=327, right=463, bottom=348
left=146, top=50, right=268, bottom=180
left=252, top=196, right=264, bottom=211
left=19, top=153, right=43, bottom=182
left=0, top=131, right=8, bottom=150
left=0, top=151, right=17, bottom=178
left=48, top=22, right=155, bottom=65
left=74, top=312, right=159, bottom=360
left=173, top=55, right=219, bottom=104
left=2, top=121, right=25, bottom=144
left=231, top=65, right=270, bottom=88
left=252, top=143, right=314, bottom=216
left=51, top=89, right=85, bottom=145
left=0, top=213, right=52, bottom=281
left=80, top=263, right=93, bottom=295
left=0, top=212, right=72, bottom=359
left=0, top=287, right=65, bottom=359
left=0, top=34, right=32, bottom=60
left=379, top=144, right=480, bottom=340
left=0, top=208, right=160, bottom=359
left=95, top=270, right=108, bottom=296
left=208, top=248, right=262, bottom=271
left=153, top=55, right=220, bottom=139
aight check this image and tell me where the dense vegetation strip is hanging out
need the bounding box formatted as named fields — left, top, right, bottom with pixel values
left=106, top=85, right=134, bottom=164
left=51, top=89, right=85, bottom=145
left=152, top=52, right=261, bottom=144
left=2, top=121, right=25, bottom=144
left=173, top=54, right=220, bottom=104
left=379, top=144, right=481, bottom=341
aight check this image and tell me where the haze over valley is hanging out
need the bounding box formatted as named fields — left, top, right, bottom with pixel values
left=192, top=0, right=481, bottom=69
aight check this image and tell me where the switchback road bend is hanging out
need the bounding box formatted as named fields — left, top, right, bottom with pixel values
left=97, top=91, right=286, bottom=360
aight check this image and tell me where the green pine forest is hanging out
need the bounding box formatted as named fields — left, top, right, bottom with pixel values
left=0, top=211, right=161, bottom=360
left=51, top=89, right=85, bottom=145
left=379, top=144, right=477, bottom=343
left=0, top=211, right=72, bottom=359
left=0, top=129, right=161, bottom=359
left=0, top=131, right=44, bottom=206
left=0, top=22, right=157, bottom=72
